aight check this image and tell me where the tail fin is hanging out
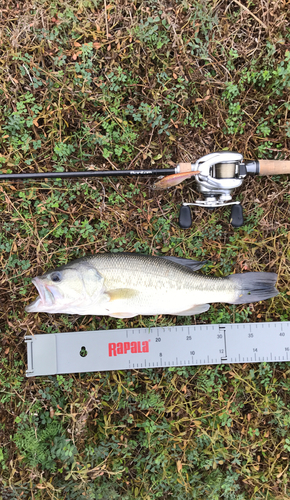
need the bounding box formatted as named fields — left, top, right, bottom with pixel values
left=228, top=272, right=278, bottom=304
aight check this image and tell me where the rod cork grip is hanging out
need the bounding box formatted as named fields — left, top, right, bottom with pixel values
left=178, top=162, right=193, bottom=173
left=259, top=160, right=290, bottom=176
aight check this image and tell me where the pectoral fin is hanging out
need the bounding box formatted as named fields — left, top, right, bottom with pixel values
left=176, top=304, right=210, bottom=316
left=107, top=288, right=138, bottom=301
left=106, top=288, right=139, bottom=317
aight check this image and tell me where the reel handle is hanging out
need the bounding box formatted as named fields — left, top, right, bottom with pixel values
left=259, top=160, right=290, bottom=176
left=179, top=205, right=192, bottom=228
left=230, top=204, right=244, bottom=228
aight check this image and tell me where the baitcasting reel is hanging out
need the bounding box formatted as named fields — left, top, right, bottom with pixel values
left=178, top=151, right=259, bottom=228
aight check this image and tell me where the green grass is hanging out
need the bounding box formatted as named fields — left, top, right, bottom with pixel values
left=1, top=0, right=290, bottom=498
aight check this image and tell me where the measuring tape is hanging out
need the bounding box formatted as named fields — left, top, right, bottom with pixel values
left=25, top=321, right=290, bottom=377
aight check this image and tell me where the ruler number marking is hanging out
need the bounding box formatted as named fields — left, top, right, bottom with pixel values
left=219, top=326, right=227, bottom=361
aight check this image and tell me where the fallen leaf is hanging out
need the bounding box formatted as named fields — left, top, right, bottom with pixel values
left=196, top=95, right=211, bottom=102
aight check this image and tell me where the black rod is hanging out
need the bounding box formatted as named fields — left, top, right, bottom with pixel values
left=0, top=168, right=177, bottom=181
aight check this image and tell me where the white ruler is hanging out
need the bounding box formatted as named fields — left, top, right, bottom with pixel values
left=25, top=321, right=290, bottom=377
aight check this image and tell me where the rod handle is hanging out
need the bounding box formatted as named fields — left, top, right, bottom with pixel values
left=178, top=163, right=193, bottom=173
left=259, top=160, right=290, bottom=175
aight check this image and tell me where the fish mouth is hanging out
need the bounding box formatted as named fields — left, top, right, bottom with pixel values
left=25, top=277, right=55, bottom=312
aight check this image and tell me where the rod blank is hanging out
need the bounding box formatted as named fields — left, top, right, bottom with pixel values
left=0, top=168, right=177, bottom=181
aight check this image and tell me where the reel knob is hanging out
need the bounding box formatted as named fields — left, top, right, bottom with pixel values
left=230, top=204, right=244, bottom=227
left=179, top=205, right=192, bottom=228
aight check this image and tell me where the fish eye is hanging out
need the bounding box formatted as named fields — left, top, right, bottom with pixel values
left=51, top=272, right=61, bottom=283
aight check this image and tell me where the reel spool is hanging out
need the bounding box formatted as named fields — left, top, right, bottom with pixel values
left=213, top=162, right=236, bottom=178
left=178, top=151, right=257, bottom=229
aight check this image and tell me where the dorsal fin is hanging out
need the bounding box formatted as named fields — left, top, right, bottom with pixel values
left=162, top=256, right=207, bottom=272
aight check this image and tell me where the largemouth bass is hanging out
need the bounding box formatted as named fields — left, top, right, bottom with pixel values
left=25, top=253, right=278, bottom=318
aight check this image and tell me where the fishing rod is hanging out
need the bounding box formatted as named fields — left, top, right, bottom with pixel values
left=0, top=167, right=177, bottom=180
left=1, top=151, right=290, bottom=228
